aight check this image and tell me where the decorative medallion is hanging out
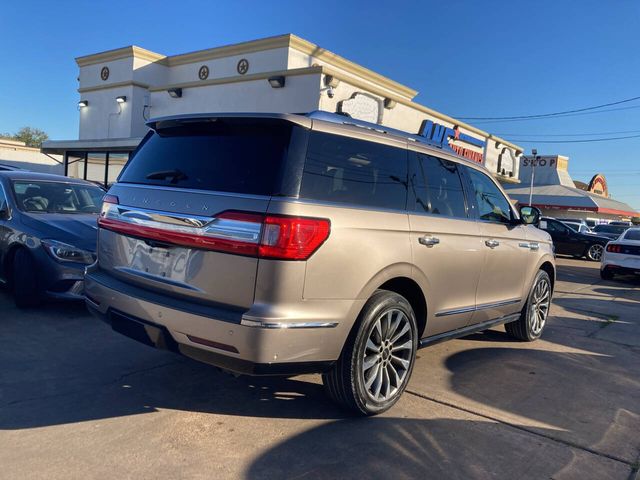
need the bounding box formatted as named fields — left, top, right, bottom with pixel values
left=337, top=92, right=383, bottom=124
left=198, top=65, right=209, bottom=80
left=237, top=58, right=249, bottom=75
left=100, top=66, right=110, bottom=81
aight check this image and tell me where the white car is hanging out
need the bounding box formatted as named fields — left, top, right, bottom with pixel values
left=600, top=227, right=640, bottom=279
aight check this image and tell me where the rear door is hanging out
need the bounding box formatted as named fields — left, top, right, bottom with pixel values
left=97, top=117, right=306, bottom=310
left=408, top=152, right=484, bottom=336
left=462, top=166, right=532, bottom=323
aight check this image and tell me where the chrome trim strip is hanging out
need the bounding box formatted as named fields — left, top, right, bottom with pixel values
left=435, top=298, right=521, bottom=317
left=240, top=318, right=338, bottom=329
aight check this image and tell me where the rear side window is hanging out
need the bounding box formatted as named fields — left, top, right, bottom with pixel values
left=300, top=131, right=408, bottom=210
left=409, top=153, right=468, bottom=218
left=119, top=119, right=295, bottom=196
left=624, top=229, right=640, bottom=241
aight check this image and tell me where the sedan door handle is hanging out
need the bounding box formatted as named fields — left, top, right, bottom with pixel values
left=419, top=235, right=440, bottom=247
left=519, top=242, right=540, bottom=251
left=485, top=239, right=500, bottom=249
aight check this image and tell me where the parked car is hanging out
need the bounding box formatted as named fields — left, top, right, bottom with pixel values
left=539, top=217, right=610, bottom=261
left=592, top=223, right=629, bottom=240
left=0, top=171, right=104, bottom=307
left=556, top=218, right=587, bottom=227
left=608, top=221, right=633, bottom=226
left=600, top=227, right=640, bottom=279
left=562, top=221, right=593, bottom=235
left=85, top=112, right=555, bottom=415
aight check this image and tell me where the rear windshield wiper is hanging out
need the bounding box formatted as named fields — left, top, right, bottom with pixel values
left=146, top=169, right=188, bottom=184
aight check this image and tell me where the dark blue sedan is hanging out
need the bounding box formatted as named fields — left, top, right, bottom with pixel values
left=0, top=171, right=104, bottom=307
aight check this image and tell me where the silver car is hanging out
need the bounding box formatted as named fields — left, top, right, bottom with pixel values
left=86, top=112, right=555, bottom=415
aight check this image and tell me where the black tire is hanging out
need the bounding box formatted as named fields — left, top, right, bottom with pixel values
left=12, top=248, right=41, bottom=308
left=586, top=243, right=604, bottom=262
left=600, top=268, right=614, bottom=280
left=322, top=290, right=418, bottom=416
left=506, top=270, right=552, bottom=342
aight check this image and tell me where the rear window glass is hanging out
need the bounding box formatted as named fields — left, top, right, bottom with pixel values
left=300, top=131, right=408, bottom=210
left=119, top=119, right=294, bottom=195
left=624, top=229, right=640, bottom=240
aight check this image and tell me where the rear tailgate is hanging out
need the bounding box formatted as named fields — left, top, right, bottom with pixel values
left=96, top=116, right=307, bottom=310
left=98, top=185, right=268, bottom=309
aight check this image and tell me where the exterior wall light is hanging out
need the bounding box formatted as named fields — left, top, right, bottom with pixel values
left=78, top=100, right=89, bottom=108
left=116, top=96, right=127, bottom=104
left=384, top=98, right=397, bottom=109
left=324, top=75, right=340, bottom=88
left=268, top=76, right=286, bottom=88
left=167, top=88, right=183, bottom=98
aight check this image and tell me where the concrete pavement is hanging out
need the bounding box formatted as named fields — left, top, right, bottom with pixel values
left=0, top=258, right=638, bottom=479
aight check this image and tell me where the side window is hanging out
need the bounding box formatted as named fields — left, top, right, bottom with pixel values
left=300, top=131, right=408, bottom=210
left=543, top=219, right=567, bottom=233
left=409, top=153, right=468, bottom=218
left=465, top=167, right=513, bottom=224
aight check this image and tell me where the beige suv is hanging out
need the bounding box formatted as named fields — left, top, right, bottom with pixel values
left=85, top=112, right=555, bottom=415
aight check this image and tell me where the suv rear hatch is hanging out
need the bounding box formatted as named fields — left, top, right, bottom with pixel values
left=97, top=116, right=311, bottom=310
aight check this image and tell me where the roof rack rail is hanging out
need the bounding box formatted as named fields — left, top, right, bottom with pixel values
left=306, top=110, right=442, bottom=149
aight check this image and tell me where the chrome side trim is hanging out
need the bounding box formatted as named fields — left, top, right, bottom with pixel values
left=240, top=318, right=338, bottom=329
left=435, top=298, right=521, bottom=317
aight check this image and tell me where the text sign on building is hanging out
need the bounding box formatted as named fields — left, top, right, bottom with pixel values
left=418, top=120, right=485, bottom=164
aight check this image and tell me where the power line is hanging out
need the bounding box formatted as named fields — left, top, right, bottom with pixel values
left=509, top=133, right=640, bottom=144
left=470, top=105, right=640, bottom=124
left=493, top=129, right=640, bottom=137
left=455, top=95, right=640, bottom=120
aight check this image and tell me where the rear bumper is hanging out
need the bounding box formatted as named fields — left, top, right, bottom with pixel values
left=85, top=267, right=357, bottom=375
left=601, top=262, right=640, bottom=276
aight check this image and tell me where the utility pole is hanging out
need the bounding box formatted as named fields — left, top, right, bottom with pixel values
left=529, top=148, right=537, bottom=206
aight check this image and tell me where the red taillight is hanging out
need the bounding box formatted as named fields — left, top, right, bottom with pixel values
left=606, top=244, right=622, bottom=253
left=98, top=206, right=330, bottom=261
left=259, top=215, right=331, bottom=260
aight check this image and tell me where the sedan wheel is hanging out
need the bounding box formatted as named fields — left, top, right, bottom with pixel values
left=587, top=244, right=604, bottom=261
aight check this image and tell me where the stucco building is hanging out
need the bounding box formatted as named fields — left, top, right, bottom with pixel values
left=42, top=34, right=524, bottom=187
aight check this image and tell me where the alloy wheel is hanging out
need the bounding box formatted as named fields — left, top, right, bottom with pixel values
left=588, top=244, right=604, bottom=261
left=361, top=308, right=414, bottom=402
left=529, top=277, right=551, bottom=336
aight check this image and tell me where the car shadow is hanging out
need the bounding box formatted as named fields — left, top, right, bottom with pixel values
left=244, top=416, right=628, bottom=480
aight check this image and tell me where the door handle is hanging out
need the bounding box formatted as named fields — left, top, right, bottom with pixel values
left=419, top=235, right=440, bottom=247
left=518, top=242, right=540, bottom=251
left=485, top=239, right=500, bottom=249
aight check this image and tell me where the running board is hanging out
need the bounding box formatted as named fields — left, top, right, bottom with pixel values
left=419, top=313, right=520, bottom=348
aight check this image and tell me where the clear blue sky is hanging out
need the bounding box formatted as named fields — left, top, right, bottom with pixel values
left=2, top=0, right=639, bottom=210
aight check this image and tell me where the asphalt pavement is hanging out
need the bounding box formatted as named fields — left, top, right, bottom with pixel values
left=1, top=257, right=639, bottom=479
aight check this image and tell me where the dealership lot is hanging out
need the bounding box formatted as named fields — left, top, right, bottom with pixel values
left=1, top=258, right=639, bottom=479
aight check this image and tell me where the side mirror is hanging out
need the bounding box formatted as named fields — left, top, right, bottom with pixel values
left=519, top=205, right=541, bottom=226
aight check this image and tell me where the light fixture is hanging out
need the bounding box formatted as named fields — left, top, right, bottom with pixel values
left=78, top=100, right=88, bottom=108
left=267, top=76, right=286, bottom=88
left=116, top=95, right=127, bottom=104
left=167, top=88, right=183, bottom=98
left=324, top=75, right=340, bottom=88
left=384, top=98, right=396, bottom=109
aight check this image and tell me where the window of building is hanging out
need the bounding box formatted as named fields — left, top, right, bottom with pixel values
left=408, top=153, right=467, bottom=218
left=465, top=167, right=513, bottom=224
left=300, top=131, right=408, bottom=210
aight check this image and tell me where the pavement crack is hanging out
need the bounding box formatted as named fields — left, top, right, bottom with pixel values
left=405, top=389, right=636, bottom=469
